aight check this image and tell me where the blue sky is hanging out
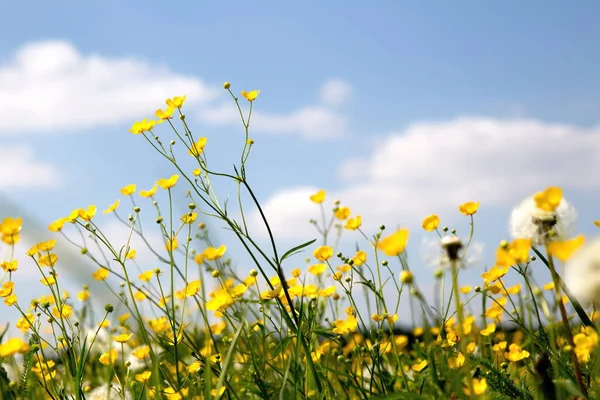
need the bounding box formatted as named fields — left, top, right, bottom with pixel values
left=1, top=1, right=600, bottom=325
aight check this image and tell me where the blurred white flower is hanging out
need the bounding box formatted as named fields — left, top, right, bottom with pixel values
left=564, top=237, right=600, bottom=306
left=509, top=195, right=576, bottom=245
left=87, top=384, right=131, bottom=400
left=421, top=236, right=484, bottom=270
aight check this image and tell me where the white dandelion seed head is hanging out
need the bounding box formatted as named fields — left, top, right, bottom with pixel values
left=509, top=195, right=576, bottom=245
left=421, top=236, right=484, bottom=270
left=564, top=237, right=600, bottom=306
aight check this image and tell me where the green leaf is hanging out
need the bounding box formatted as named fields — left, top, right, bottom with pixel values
left=215, top=322, right=245, bottom=396
left=280, top=239, right=317, bottom=264
left=553, top=379, right=584, bottom=397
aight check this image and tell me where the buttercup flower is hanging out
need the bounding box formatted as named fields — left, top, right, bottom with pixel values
left=240, top=90, right=260, bottom=102
left=459, top=201, right=479, bottom=216
left=377, top=229, right=409, bottom=256
left=310, top=190, right=326, bottom=204
left=421, top=214, right=440, bottom=232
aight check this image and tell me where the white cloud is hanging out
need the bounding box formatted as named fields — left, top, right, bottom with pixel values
left=201, top=103, right=347, bottom=139
left=250, top=117, right=600, bottom=238
left=199, top=81, right=349, bottom=139
left=247, top=187, right=322, bottom=240
left=319, top=79, right=352, bottom=106
left=0, top=40, right=217, bottom=133
left=0, top=145, right=60, bottom=188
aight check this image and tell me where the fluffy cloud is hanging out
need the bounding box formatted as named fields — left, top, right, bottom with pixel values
left=200, top=80, right=349, bottom=139
left=0, top=40, right=217, bottom=133
left=319, top=79, right=352, bottom=106
left=0, top=145, right=60, bottom=188
left=251, top=117, right=600, bottom=238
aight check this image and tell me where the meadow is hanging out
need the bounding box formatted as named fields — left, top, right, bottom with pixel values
left=0, top=84, right=598, bottom=399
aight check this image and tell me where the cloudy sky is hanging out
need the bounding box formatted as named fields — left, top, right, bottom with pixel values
left=1, top=1, right=600, bottom=325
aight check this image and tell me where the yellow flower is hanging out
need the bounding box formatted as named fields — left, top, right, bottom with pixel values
left=77, top=290, right=90, bottom=302
left=40, top=276, right=57, bottom=286
left=0, top=282, right=14, bottom=298
left=0, top=337, right=29, bottom=357
left=377, top=229, right=409, bottom=256
left=547, top=235, right=586, bottom=262
left=166, top=95, right=186, bottom=109
left=4, top=294, right=17, bottom=306
left=460, top=285, right=472, bottom=294
left=183, top=280, right=201, bottom=297
left=308, top=263, right=327, bottom=276
left=337, top=264, right=351, bottom=273
left=411, top=359, right=428, bottom=372
left=138, top=270, right=153, bottom=282
left=371, top=314, right=385, bottom=322
left=210, top=321, right=227, bottom=335
left=352, top=250, right=367, bottom=266
left=48, top=218, right=67, bottom=232
left=542, top=282, right=555, bottom=291
left=111, top=333, right=133, bottom=343
left=157, top=174, right=179, bottom=189
left=459, top=201, right=479, bottom=215
left=135, top=370, right=152, bottom=383
left=261, top=286, right=282, bottom=300
left=332, top=315, right=358, bottom=335
left=448, top=352, right=465, bottom=369
left=131, top=346, right=150, bottom=359
left=139, top=185, right=157, bottom=198
left=99, top=349, right=118, bottom=365
left=126, top=249, right=136, bottom=259
left=38, top=253, right=58, bottom=267
left=345, top=215, right=362, bottom=230
left=481, top=265, right=508, bottom=284
left=480, top=323, right=496, bottom=336
left=188, top=137, right=207, bottom=157
left=334, top=206, right=351, bottom=220
left=595, top=220, right=600, bottom=228
left=496, top=238, right=532, bottom=266
left=92, top=268, right=110, bottom=281
left=505, top=343, right=530, bottom=362
left=240, top=90, right=260, bottom=101
left=534, top=186, right=562, bottom=212
left=51, top=305, right=72, bottom=319
left=318, top=286, right=336, bottom=297
left=181, top=212, right=197, bottom=224
left=313, top=245, right=333, bottom=261
left=120, top=184, right=136, bottom=196
left=129, top=119, right=156, bottom=135
left=77, top=205, right=96, bottom=221
left=194, top=253, right=204, bottom=265
left=465, top=378, right=488, bottom=396
left=203, top=245, right=227, bottom=261
left=134, top=291, right=147, bottom=301
left=0, top=217, right=22, bottom=236
left=165, top=237, right=178, bottom=252
left=309, top=189, right=326, bottom=204
left=36, top=239, right=56, bottom=252
left=1, top=260, right=18, bottom=272
left=103, top=200, right=120, bottom=214
left=155, top=107, right=175, bottom=120
left=422, top=214, right=440, bottom=231
left=505, top=284, right=522, bottom=295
